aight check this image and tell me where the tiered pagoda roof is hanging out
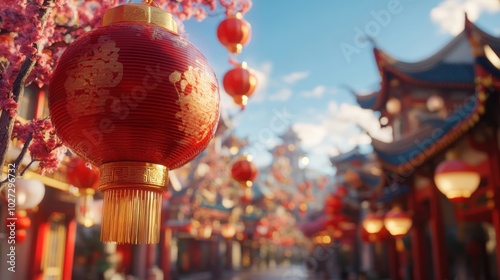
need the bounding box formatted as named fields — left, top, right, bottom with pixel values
left=354, top=16, right=499, bottom=174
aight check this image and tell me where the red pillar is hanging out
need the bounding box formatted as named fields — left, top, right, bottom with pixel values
left=409, top=189, right=428, bottom=280
left=487, top=128, right=500, bottom=275
left=429, top=185, right=449, bottom=280
left=225, top=239, right=233, bottom=270
left=63, top=220, right=76, bottom=280
left=388, top=238, right=401, bottom=280
left=161, top=228, right=172, bottom=279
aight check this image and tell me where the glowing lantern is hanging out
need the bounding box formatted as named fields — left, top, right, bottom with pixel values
left=221, top=223, right=236, bottom=239
left=434, top=160, right=481, bottom=202
left=362, top=212, right=384, bottom=234
left=384, top=207, right=412, bottom=238
left=386, top=98, right=401, bottom=115
left=16, top=179, right=45, bottom=210
left=216, top=13, right=251, bottom=54
left=256, top=219, right=269, bottom=236
left=49, top=2, right=220, bottom=243
left=223, top=62, right=257, bottom=109
left=66, top=157, right=100, bottom=227
left=426, top=95, right=444, bottom=112
left=231, top=155, right=258, bottom=187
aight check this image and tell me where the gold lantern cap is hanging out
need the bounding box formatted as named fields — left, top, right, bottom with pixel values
left=102, top=1, right=178, bottom=34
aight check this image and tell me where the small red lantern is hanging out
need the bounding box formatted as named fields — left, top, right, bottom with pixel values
left=362, top=212, right=384, bottom=234
left=434, top=160, right=480, bottom=202
left=49, top=3, right=219, bottom=244
left=216, top=13, right=251, bottom=54
left=66, top=157, right=100, bottom=191
left=336, top=186, right=348, bottom=197
left=384, top=206, right=412, bottom=238
left=15, top=229, right=27, bottom=243
left=5, top=212, right=31, bottom=230
left=223, top=62, right=257, bottom=109
left=231, top=155, right=258, bottom=187
left=324, top=194, right=342, bottom=216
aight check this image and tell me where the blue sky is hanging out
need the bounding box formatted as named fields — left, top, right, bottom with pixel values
left=183, top=0, right=500, bottom=175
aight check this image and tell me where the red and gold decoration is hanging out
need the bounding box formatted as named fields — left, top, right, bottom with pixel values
left=49, top=2, right=220, bottom=243
left=231, top=155, right=258, bottom=187
left=434, top=159, right=481, bottom=202
left=66, top=157, right=100, bottom=227
left=223, top=62, right=257, bottom=109
left=216, top=13, right=251, bottom=54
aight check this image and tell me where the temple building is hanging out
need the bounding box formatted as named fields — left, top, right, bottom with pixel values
left=347, top=16, right=500, bottom=280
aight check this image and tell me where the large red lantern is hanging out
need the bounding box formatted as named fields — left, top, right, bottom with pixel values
left=49, top=3, right=220, bottom=244
left=231, top=155, right=258, bottom=187
left=223, top=62, right=257, bottom=109
left=216, top=13, right=251, bottom=54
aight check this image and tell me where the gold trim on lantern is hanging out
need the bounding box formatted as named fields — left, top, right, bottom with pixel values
left=98, top=161, right=169, bottom=244
left=102, top=3, right=178, bottom=34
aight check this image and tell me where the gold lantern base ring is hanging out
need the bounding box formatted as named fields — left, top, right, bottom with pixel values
left=98, top=161, right=169, bottom=244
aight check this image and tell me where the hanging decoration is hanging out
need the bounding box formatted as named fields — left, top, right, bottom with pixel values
left=434, top=159, right=481, bottom=202
left=384, top=206, right=412, bottom=238
left=5, top=211, right=31, bottom=244
left=15, top=178, right=45, bottom=210
left=49, top=2, right=220, bottom=244
left=216, top=12, right=252, bottom=54
left=66, top=157, right=100, bottom=227
left=223, top=62, right=257, bottom=109
left=231, top=155, right=258, bottom=187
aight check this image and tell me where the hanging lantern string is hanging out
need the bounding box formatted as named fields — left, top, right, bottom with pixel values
left=228, top=55, right=239, bottom=67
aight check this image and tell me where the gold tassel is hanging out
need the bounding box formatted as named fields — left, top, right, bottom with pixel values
left=99, top=161, right=169, bottom=244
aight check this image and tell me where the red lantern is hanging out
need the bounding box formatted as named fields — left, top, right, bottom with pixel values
left=5, top=213, right=31, bottom=230
left=324, top=194, right=342, bottom=216
left=223, top=62, right=257, bottom=109
left=66, top=157, right=100, bottom=190
left=362, top=212, right=384, bottom=234
left=231, top=155, right=258, bottom=187
left=15, top=229, right=27, bottom=243
left=434, top=160, right=480, bottom=202
left=384, top=207, right=412, bottom=238
left=336, top=186, right=348, bottom=197
left=49, top=3, right=220, bottom=244
left=216, top=13, right=251, bottom=54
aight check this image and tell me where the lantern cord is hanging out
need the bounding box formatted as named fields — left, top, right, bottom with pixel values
left=126, top=0, right=160, bottom=7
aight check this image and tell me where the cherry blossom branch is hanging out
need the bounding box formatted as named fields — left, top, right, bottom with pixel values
left=0, top=0, right=54, bottom=175
left=0, top=133, right=33, bottom=191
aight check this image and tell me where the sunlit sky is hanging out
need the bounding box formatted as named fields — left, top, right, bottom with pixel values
left=183, top=0, right=500, bottom=175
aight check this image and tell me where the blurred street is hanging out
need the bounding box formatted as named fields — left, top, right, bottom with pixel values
left=179, top=265, right=314, bottom=280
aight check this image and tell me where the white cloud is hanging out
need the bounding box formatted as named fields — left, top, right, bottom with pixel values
left=249, top=62, right=272, bottom=103
left=430, top=0, right=500, bottom=35
left=282, top=71, right=309, bottom=84
left=301, top=85, right=326, bottom=98
left=293, top=102, right=392, bottom=157
left=293, top=123, right=327, bottom=148
left=268, top=88, right=292, bottom=101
